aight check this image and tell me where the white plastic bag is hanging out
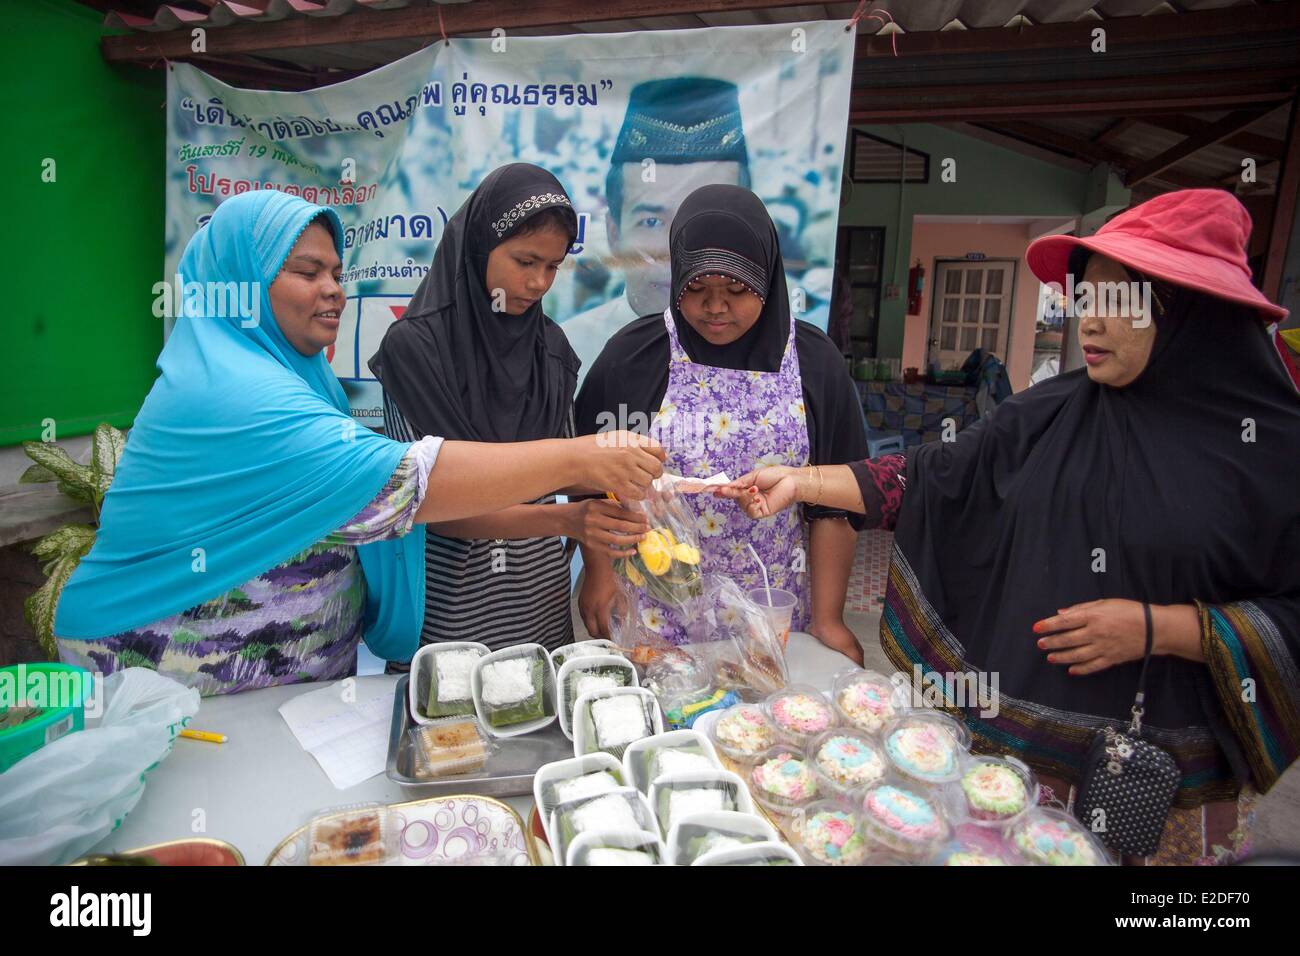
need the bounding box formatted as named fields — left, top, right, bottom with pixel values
left=0, top=667, right=200, bottom=865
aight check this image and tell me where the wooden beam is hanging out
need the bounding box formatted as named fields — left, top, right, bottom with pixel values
left=1095, top=118, right=1138, bottom=146
left=849, top=90, right=1295, bottom=124
left=1138, top=114, right=1286, bottom=161
left=101, top=0, right=821, bottom=62
left=981, top=120, right=1225, bottom=192
left=1124, top=110, right=1269, bottom=188
left=1263, top=98, right=1300, bottom=303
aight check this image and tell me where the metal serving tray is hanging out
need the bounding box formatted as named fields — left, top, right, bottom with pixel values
left=386, top=674, right=573, bottom=796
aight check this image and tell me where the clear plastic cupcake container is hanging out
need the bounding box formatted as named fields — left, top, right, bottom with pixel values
left=792, top=798, right=873, bottom=866
left=471, top=643, right=557, bottom=738
left=556, top=655, right=638, bottom=741
left=830, top=668, right=908, bottom=736
left=949, top=754, right=1038, bottom=828
left=665, top=810, right=779, bottom=866
left=305, top=802, right=398, bottom=866
left=692, top=841, right=803, bottom=866
left=566, top=828, right=666, bottom=866
left=550, top=639, right=624, bottom=671
left=881, top=711, right=971, bottom=787
left=408, top=641, right=490, bottom=726
left=407, top=717, right=496, bottom=779
left=572, top=686, right=663, bottom=760
left=548, top=786, right=657, bottom=867
left=858, top=779, right=951, bottom=861
left=764, top=684, right=837, bottom=749
left=806, top=727, right=889, bottom=797
left=707, top=702, right=779, bottom=765
left=622, top=728, right=720, bottom=794
left=648, top=768, right=753, bottom=836
left=533, top=753, right=626, bottom=841
left=929, top=823, right=1019, bottom=866
left=1008, top=807, right=1112, bottom=866
left=746, top=745, right=820, bottom=817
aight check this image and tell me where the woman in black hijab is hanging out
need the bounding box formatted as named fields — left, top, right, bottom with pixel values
left=370, top=163, right=649, bottom=653
left=720, top=189, right=1300, bottom=864
left=575, top=184, right=869, bottom=660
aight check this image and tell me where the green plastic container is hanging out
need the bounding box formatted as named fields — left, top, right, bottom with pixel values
left=0, top=663, right=92, bottom=773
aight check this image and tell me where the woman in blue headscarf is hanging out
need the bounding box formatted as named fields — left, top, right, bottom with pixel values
left=53, top=191, right=663, bottom=696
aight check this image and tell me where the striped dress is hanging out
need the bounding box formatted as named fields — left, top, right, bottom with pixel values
left=382, top=396, right=575, bottom=657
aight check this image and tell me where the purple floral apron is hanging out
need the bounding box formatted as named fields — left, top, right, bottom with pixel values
left=635, top=309, right=811, bottom=645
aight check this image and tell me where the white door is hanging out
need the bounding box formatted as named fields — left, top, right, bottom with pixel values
left=927, top=260, right=1015, bottom=370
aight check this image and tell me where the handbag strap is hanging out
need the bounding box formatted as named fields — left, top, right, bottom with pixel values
left=1129, top=602, right=1154, bottom=735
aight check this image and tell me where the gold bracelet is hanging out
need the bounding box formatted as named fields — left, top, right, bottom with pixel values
left=811, top=465, right=824, bottom=506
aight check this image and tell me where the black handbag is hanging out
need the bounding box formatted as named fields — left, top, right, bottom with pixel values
left=1074, top=603, right=1181, bottom=857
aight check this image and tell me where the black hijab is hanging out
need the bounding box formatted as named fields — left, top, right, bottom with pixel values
left=368, top=163, right=579, bottom=442
left=897, top=277, right=1300, bottom=740
left=574, top=185, right=869, bottom=518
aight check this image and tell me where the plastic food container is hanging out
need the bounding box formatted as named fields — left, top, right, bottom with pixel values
left=707, top=702, right=778, bottom=765
left=665, top=810, right=779, bottom=866
left=881, top=711, right=970, bottom=787
left=550, top=639, right=624, bottom=671
left=746, top=746, right=820, bottom=816
left=765, top=684, right=837, bottom=749
left=548, top=787, right=657, bottom=867
left=408, top=641, right=490, bottom=725
left=806, top=728, right=888, bottom=796
left=556, top=655, right=638, bottom=741
left=471, top=643, right=556, bottom=738
left=0, top=663, right=91, bottom=772
left=572, top=686, right=663, bottom=760
left=1008, top=808, right=1112, bottom=866
left=858, top=780, right=951, bottom=860
left=952, top=754, right=1037, bottom=827
left=793, top=799, right=872, bottom=866
left=692, top=841, right=803, bottom=866
left=622, top=728, right=719, bottom=794
left=648, top=768, right=752, bottom=836
left=929, top=824, right=1019, bottom=866
left=407, top=718, right=495, bottom=779
left=305, top=803, right=399, bottom=866
left=532, top=753, right=626, bottom=842
left=566, top=828, right=666, bottom=866
left=831, top=668, right=907, bottom=736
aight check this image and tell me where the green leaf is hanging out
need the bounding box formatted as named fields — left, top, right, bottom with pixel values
left=56, top=479, right=96, bottom=507
left=25, top=556, right=80, bottom=659
left=91, top=423, right=126, bottom=494
left=23, top=441, right=97, bottom=494
left=18, top=463, right=57, bottom=483
left=30, top=524, right=96, bottom=563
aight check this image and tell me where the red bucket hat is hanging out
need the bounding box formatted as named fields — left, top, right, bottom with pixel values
left=1026, top=188, right=1288, bottom=322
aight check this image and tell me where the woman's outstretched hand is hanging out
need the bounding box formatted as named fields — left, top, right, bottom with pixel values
left=715, top=466, right=802, bottom=518
left=573, top=431, right=665, bottom=502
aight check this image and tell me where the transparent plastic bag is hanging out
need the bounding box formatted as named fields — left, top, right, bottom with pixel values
left=688, top=576, right=789, bottom=699
left=610, top=484, right=703, bottom=612
left=0, top=667, right=200, bottom=865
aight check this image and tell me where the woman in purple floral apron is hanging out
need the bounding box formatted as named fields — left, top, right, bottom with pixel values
left=575, top=185, right=870, bottom=662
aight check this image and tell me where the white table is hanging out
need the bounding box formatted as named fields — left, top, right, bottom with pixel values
left=87, top=633, right=854, bottom=865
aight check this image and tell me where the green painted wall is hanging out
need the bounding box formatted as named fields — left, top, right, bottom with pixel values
left=0, top=1, right=164, bottom=446
left=839, top=123, right=1091, bottom=359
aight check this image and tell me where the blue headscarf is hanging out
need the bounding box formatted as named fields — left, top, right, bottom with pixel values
left=55, top=191, right=426, bottom=662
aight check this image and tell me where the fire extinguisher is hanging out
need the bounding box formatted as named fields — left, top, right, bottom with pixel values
left=907, top=260, right=925, bottom=316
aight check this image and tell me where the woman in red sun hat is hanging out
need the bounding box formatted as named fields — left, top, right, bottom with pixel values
left=719, top=189, right=1299, bottom=865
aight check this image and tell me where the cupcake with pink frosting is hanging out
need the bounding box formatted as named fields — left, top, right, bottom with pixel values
left=860, top=782, right=949, bottom=858
left=748, top=748, right=819, bottom=815
left=833, top=670, right=901, bottom=734
left=766, top=685, right=835, bottom=747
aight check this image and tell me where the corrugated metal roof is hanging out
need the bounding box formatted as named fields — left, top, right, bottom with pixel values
left=100, top=0, right=1285, bottom=37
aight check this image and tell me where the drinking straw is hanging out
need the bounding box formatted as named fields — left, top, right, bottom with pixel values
left=747, top=543, right=773, bottom=605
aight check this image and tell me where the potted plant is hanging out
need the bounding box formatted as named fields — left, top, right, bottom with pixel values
left=18, top=423, right=125, bottom=658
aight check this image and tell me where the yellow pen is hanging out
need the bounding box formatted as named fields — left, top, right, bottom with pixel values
left=180, top=729, right=228, bottom=744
